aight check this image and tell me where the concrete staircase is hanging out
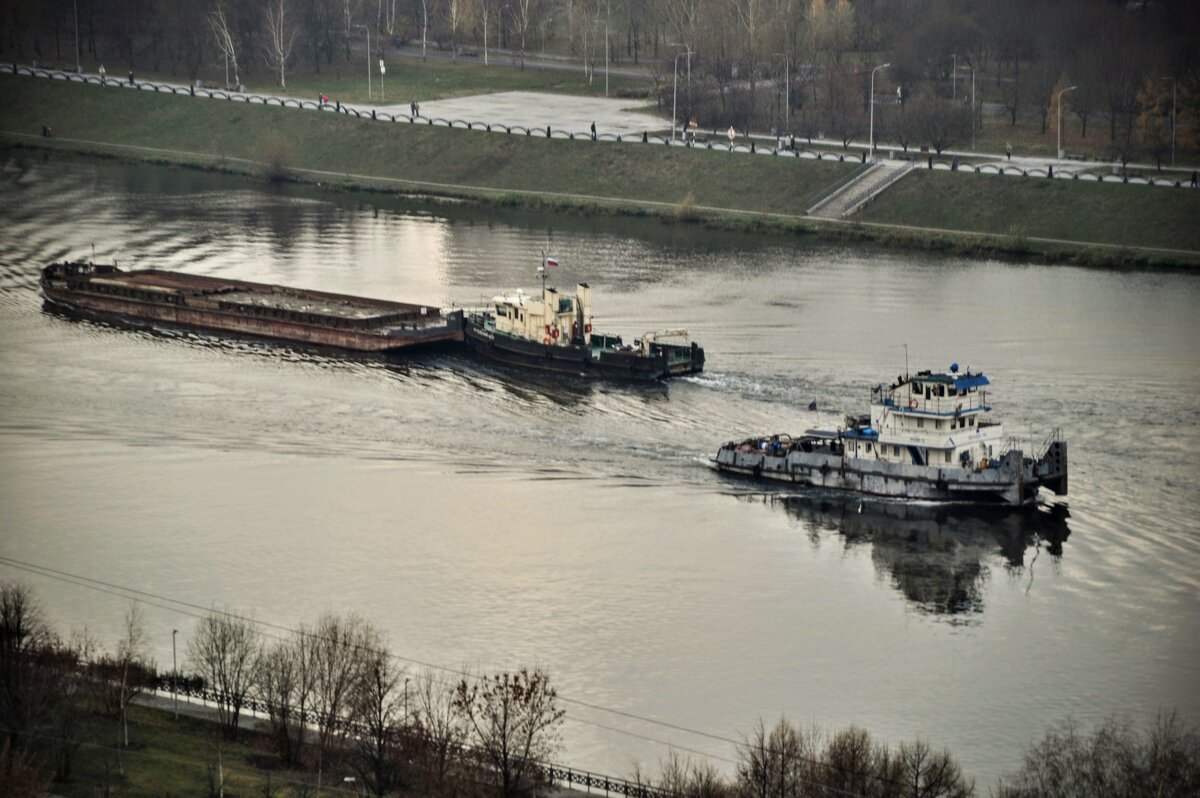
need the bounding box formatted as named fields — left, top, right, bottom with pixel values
left=807, top=160, right=915, bottom=219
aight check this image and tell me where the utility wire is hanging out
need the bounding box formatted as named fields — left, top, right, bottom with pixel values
left=0, top=554, right=901, bottom=793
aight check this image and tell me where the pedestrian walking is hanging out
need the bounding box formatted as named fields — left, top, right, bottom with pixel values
left=1191, top=170, right=1198, bottom=188
left=410, top=100, right=416, bottom=117
left=590, top=121, right=596, bottom=140
left=128, top=70, right=134, bottom=85
left=98, top=64, right=106, bottom=83
left=1006, top=142, right=1012, bottom=160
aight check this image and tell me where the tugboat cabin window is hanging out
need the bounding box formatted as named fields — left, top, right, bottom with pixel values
left=916, top=418, right=924, bottom=428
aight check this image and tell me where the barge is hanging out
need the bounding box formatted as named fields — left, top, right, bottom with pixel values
left=41, top=262, right=464, bottom=352
left=464, top=263, right=704, bottom=381
left=714, top=365, right=1068, bottom=506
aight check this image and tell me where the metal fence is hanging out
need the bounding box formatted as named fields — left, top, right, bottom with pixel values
left=147, top=675, right=672, bottom=798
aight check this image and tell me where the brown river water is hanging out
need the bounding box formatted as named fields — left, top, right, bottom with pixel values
left=1, top=151, right=1198, bottom=786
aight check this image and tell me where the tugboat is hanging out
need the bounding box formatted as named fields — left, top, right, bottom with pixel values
left=713, top=365, right=1068, bottom=506
left=463, top=258, right=704, bottom=381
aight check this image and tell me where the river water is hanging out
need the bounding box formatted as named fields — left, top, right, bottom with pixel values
left=1, top=151, right=1198, bottom=787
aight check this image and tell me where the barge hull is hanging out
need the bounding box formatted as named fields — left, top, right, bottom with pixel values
left=40, top=263, right=464, bottom=353
left=43, top=288, right=463, bottom=351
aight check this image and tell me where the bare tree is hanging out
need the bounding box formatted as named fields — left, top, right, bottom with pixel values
left=256, top=632, right=315, bottom=766
left=453, top=668, right=565, bottom=798
left=0, top=581, right=53, bottom=750
left=736, top=716, right=817, bottom=798
left=187, top=608, right=261, bottom=738
left=348, top=645, right=406, bottom=797
left=911, top=92, right=971, bottom=154
left=897, top=739, right=972, bottom=798
left=995, top=713, right=1200, bottom=797
left=116, top=602, right=145, bottom=751
left=263, top=0, right=299, bottom=88
left=309, top=612, right=381, bottom=788
left=209, top=2, right=241, bottom=88
left=411, top=669, right=468, bottom=798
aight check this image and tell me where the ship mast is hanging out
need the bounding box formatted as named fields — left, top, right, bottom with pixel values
left=538, top=249, right=548, bottom=304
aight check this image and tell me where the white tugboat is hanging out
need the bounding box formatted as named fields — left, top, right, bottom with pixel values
left=713, top=365, right=1068, bottom=506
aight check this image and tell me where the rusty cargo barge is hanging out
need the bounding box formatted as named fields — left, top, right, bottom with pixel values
left=41, top=262, right=464, bottom=352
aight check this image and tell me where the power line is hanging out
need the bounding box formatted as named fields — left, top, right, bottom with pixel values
left=0, top=555, right=901, bottom=793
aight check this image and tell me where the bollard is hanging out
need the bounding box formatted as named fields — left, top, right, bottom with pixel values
left=372, top=109, right=376, bottom=119
left=546, top=125, right=551, bottom=138
left=1048, top=165, right=1053, bottom=178
left=336, top=101, right=341, bottom=112
left=861, top=152, right=866, bottom=163
left=642, top=131, right=648, bottom=143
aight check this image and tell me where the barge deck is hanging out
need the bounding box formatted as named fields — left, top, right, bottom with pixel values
left=41, top=262, right=464, bottom=352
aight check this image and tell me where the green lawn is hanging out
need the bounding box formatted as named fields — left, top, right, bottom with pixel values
left=47, top=703, right=316, bottom=798
left=0, top=74, right=853, bottom=215
left=857, top=168, right=1200, bottom=252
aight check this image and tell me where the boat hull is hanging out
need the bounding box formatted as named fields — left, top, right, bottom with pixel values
left=40, top=264, right=464, bottom=353
left=463, top=318, right=703, bottom=381
left=713, top=446, right=1040, bottom=505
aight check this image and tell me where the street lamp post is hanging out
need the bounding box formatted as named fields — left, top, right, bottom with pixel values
left=869, top=62, right=890, bottom=162
left=72, top=0, right=81, bottom=73
left=355, top=25, right=372, bottom=101
left=774, top=53, right=790, bottom=133
left=671, top=48, right=692, bottom=142
left=951, top=54, right=957, bottom=100
left=959, top=64, right=976, bottom=151
left=1056, top=84, right=1077, bottom=160
left=171, top=629, right=178, bottom=720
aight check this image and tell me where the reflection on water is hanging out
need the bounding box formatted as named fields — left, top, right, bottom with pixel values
left=3, top=151, right=1200, bottom=788
left=741, top=493, right=1071, bottom=619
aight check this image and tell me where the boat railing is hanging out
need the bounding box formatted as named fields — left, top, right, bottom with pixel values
left=1037, top=427, right=1064, bottom=459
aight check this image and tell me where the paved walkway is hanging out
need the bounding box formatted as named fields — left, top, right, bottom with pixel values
left=378, top=91, right=666, bottom=137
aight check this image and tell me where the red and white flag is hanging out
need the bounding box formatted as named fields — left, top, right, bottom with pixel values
left=545, top=257, right=559, bottom=268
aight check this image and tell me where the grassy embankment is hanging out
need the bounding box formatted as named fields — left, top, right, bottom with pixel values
left=0, top=73, right=852, bottom=219
left=857, top=168, right=1200, bottom=253
left=3, top=73, right=1198, bottom=266
left=44, top=703, right=312, bottom=797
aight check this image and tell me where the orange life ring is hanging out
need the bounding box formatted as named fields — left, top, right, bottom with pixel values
left=543, top=336, right=552, bottom=345
left=908, top=399, right=919, bottom=409
left=551, top=327, right=559, bottom=339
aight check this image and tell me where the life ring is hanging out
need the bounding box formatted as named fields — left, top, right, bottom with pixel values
left=551, top=327, right=559, bottom=339
left=584, top=323, right=592, bottom=333
left=908, top=399, right=919, bottom=409
left=543, top=336, right=552, bottom=345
